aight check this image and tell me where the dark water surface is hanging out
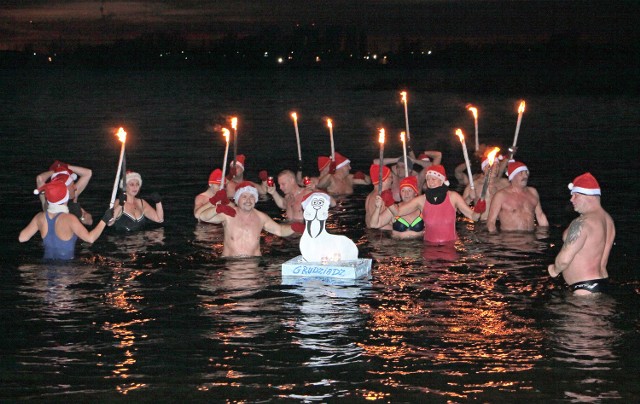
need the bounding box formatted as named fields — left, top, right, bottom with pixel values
left=1, top=68, right=639, bottom=401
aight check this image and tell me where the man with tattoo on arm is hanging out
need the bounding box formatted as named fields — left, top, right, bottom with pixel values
left=548, top=173, right=615, bottom=295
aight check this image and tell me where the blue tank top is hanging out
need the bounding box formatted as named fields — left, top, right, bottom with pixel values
left=43, top=213, right=78, bottom=260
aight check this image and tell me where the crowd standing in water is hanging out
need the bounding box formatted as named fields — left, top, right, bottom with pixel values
left=19, top=136, right=615, bottom=295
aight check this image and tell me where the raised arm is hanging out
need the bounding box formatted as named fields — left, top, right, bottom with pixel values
left=267, top=186, right=286, bottom=210
left=67, top=164, right=92, bottom=196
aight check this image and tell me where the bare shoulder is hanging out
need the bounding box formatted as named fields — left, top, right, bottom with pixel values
left=565, top=216, right=586, bottom=245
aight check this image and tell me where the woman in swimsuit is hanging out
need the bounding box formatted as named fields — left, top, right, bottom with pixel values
left=110, top=171, right=164, bottom=232
left=387, top=165, right=482, bottom=244
left=371, top=176, right=424, bottom=239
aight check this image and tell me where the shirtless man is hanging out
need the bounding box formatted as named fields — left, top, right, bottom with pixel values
left=487, top=160, right=548, bottom=232
left=225, top=155, right=268, bottom=198
left=19, top=178, right=112, bottom=260
left=267, top=169, right=314, bottom=222
left=194, top=168, right=222, bottom=218
left=548, top=173, right=615, bottom=295
left=463, top=154, right=510, bottom=221
left=197, top=182, right=302, bottom=257
left=316, top=152, right=371, bottom=195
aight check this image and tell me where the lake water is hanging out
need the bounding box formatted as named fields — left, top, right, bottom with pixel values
left=1, top=67, right=639, bottom=401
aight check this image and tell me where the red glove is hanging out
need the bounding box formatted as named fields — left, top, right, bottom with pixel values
left=209, top=189, right=229, bottom=206
left=380, top=189, right=396, bottom=207
left=474, top=199, right=487, bottom=213
left=329, top=161, right=336, bottom=174
left=259, top=170, right=269, bottom=182
left=216, top=204, right=236, bottom=217
left=291, top=222, right=305, bottom=234
left=353, top=171, right=365, bottom=180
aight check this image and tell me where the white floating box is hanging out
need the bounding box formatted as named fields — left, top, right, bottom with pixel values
left=281, top=255, right=372, bottom=279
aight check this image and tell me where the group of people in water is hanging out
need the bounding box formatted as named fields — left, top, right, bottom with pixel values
left=19, top=143, right=615, bottom=296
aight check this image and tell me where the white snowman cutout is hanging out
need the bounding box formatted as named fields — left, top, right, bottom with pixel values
left=299, top=192, right=359, bottom=263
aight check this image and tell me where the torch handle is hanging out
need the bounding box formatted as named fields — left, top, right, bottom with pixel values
left=109, top=144, right=126, bottom=208
left=480, top=166, right=492, bottom=199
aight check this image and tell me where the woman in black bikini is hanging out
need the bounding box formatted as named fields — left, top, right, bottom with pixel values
left=371, top=176, right=424, bottom=239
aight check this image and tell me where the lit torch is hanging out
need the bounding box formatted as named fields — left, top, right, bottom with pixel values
left=378, top=128, right=385, bottom=195
left=327, top=118, right=335, bottom=162
left=510, top=101, right=525, bottom=160
left=220, top=128, right=230, bottom=189
left=109, top=127, right=127, bottom=208
left=291, top=112, right=302, bottom=170
left=455, top=129, right=475, bottom=193
left=401, top=131, right=409, bottom=178
left=467, top=105, right=479, bottom=151
left=400, top=91, right=413, bottom=154
left=480, top=147, right=501, bottom=201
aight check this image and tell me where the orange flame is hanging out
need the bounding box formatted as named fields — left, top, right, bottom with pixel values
left=327, top=118, right=332, bottom=129
left=518, top=101, right=526, bottom=114
left=221, top=128, right=230, bottom=142
left=468, top=106, right=478, bottom=119
left=291, top=112, right=297, bottom=121
left=231, top=117, right=238, bottom=130
left=455, top=128, right=464, bottom=142
left=487, top=147, right=500, bottom=165
left=400, top=131, right=406, bottom=142
left=116, top=127, right=127, bottom=143
left=400, top=91, right=407, bottom=103
left=378, top=128, right=385, bottom=144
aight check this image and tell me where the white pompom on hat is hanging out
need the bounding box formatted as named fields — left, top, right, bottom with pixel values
left=569, top=172, right=601, bottom=195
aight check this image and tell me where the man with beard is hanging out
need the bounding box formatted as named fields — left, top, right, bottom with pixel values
left=387, top=165, right=483, bottom=244
left=197, top=182, right=303, bottom=257
left=486, top=161, right=549, bottom=233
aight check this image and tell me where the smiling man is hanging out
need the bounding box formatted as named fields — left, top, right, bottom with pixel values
left=486, top=160, right=549, bottom=233
left=197, top=181, right=302, bottom=257
left=548, top=173, right=615, bottom=294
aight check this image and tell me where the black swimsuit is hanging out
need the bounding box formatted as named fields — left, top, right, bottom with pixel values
left=392, top=215, right=425, bottom=232
left=570, top=278, right=609, bottom=293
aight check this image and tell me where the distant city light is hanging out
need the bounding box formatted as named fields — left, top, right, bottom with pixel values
left=315, top=56, right=321, bottom=62
left=277, top=57, right=284, bottom=64
left=264, top=52, right=269, bottom=57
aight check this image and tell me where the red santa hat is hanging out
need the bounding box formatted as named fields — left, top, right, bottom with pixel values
left=400, top=176, right=419, bottom=194
left=33, top=178, right=69, bottom=205
left=231, top=154, right=245, bottom=169
left=369, top=164, right=391, bottom=185
left=317, top=156, right=331, bottom=172
left=425, top=164, right=449, bottom=186
left=233, top=181, right=258, bottom=202
left=208, top=168, right=222, bottom=185
left=50, top=165, right=77, bottom=186
left=334, top=152, right=350, bottom=169
left=507, top=161, right=528, bottom=181
left=568, top=172, right=601, bottom=196
left=417, top=153, right=431, bottom=162
left=301, top=191, right=331, bottom=210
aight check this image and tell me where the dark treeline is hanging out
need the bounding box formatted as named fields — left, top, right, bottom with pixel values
left=1, top=28, right=638, bottom=95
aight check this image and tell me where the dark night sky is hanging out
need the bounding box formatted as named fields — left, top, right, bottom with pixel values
left=1, top=1, right=638, bottom=51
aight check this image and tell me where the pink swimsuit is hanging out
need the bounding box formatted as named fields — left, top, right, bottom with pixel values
left=422, top=192, right=456, bottom=244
